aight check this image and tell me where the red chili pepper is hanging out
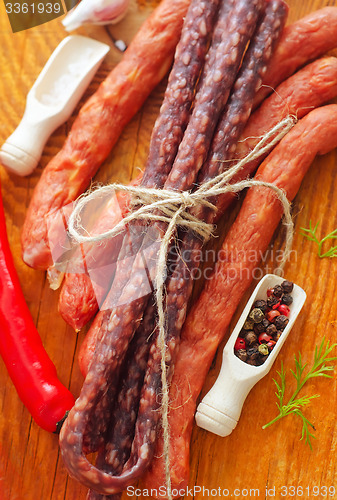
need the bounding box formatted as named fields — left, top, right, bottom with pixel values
left=0, top=186, right=75, bottom=432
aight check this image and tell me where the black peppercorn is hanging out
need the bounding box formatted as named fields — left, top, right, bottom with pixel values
left=273, top=284, right=283, bottom=297
left=247, top=347, right=259, bottom=361
left=281, top=280, right=294, bottom=293
left=244, top=331, right=258, bottom=346
left=274, top=315, right=289, bottom=331
left=255, top=317, right=270, bottom=333
left=235, top=349, right=248, bottom=362
left=249, top=308, right=264, bottom=323
left=267, top=295, right=280, bottom=308
left=282, top=293, right=293, bottom=306
left=266, top=324, right=277, bottom=336
left=273, top=331, right=282, bottom=342
left=252, top=299, right=268, bottom=313
left=256, top=355, right=268, bottom=366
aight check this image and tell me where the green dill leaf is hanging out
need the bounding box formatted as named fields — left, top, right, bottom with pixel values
left=301, top=221, right=337, bottom=258
left=263, top=339, right=336, bottom=449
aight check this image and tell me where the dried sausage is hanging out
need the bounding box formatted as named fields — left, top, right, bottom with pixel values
left=142, top=0, right=220, bottom=188
left=164, top=0, right=264, bottom=191
left=163, top=0, right=288, bottom=352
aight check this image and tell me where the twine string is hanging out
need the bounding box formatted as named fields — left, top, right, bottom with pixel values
left=67, top=116, right=297, bottom=500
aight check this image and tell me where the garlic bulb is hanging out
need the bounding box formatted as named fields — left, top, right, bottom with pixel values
left=62, top=0, right=129, bottom=31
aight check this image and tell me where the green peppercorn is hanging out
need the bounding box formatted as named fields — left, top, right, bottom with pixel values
left=282, top=293, right=293, bottom=306
left=258, top=344, right=269, bottom=356
left=274, top=315, right=289, bottom=331
left=249, top=308, right=264, bottom=323
left=281, top=280, right=294, bottom=293
left=235, top=349, right=248, bottom=362
left=243, top=318, right=255, bottom=330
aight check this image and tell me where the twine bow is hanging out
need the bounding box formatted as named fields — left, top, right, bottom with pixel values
left=67, top=115, right=297, bottom=500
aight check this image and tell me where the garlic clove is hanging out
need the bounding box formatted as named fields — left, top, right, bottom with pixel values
left=62, top=0, right=129, bottom=32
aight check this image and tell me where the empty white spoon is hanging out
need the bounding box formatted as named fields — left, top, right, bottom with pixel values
left=0, top=35, right=110, bottom=176
left=196, top=274, right=306, bottom=437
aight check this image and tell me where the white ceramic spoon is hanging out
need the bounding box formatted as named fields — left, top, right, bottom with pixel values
left=196, top=274, right=306, bottom=437
left=0, top=35, right=110, bottom=176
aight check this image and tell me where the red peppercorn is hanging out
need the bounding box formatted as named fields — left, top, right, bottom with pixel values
left=278, top=304, right=290, bottom=317
left=258, top=333, right=272, bottom=344
left=234, top=338, right=246, bottom=351
left=266, top=310, right=280, bottom=322
left=267, top=288, right=273, bottom=297
left=267, top=340, right=276, bottom=351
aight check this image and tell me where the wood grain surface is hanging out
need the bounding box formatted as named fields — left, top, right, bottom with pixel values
left=1, top=1, right=337, bottom=499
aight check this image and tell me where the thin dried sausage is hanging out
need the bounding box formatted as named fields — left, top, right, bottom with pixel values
left=142, top=0, right=220, bottom=188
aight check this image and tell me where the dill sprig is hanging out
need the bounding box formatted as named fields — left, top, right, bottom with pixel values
left=263, top=338, right=337, bottom=449
left=300, top=220, right=337, bottom=258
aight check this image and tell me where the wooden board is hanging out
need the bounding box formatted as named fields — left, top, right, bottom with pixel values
left=1, top=1, right=337, bottom=499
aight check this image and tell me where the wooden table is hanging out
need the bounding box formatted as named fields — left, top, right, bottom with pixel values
left=1, top=1, right=337, bottom=499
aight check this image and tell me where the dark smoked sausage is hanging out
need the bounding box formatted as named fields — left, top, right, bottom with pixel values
left=142, top=0, right=220, bottom=189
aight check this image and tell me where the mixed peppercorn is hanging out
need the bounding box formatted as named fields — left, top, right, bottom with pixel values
left=234, top=280, right=294, bottom=366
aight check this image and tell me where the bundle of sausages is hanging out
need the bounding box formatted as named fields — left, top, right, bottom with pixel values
left=59, top=5, right=337, bottom=333
left=20, top=0, right=337, bottom=498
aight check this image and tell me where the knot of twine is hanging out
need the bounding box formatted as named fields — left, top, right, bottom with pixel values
left=68, top=116, right=296, bottom=500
